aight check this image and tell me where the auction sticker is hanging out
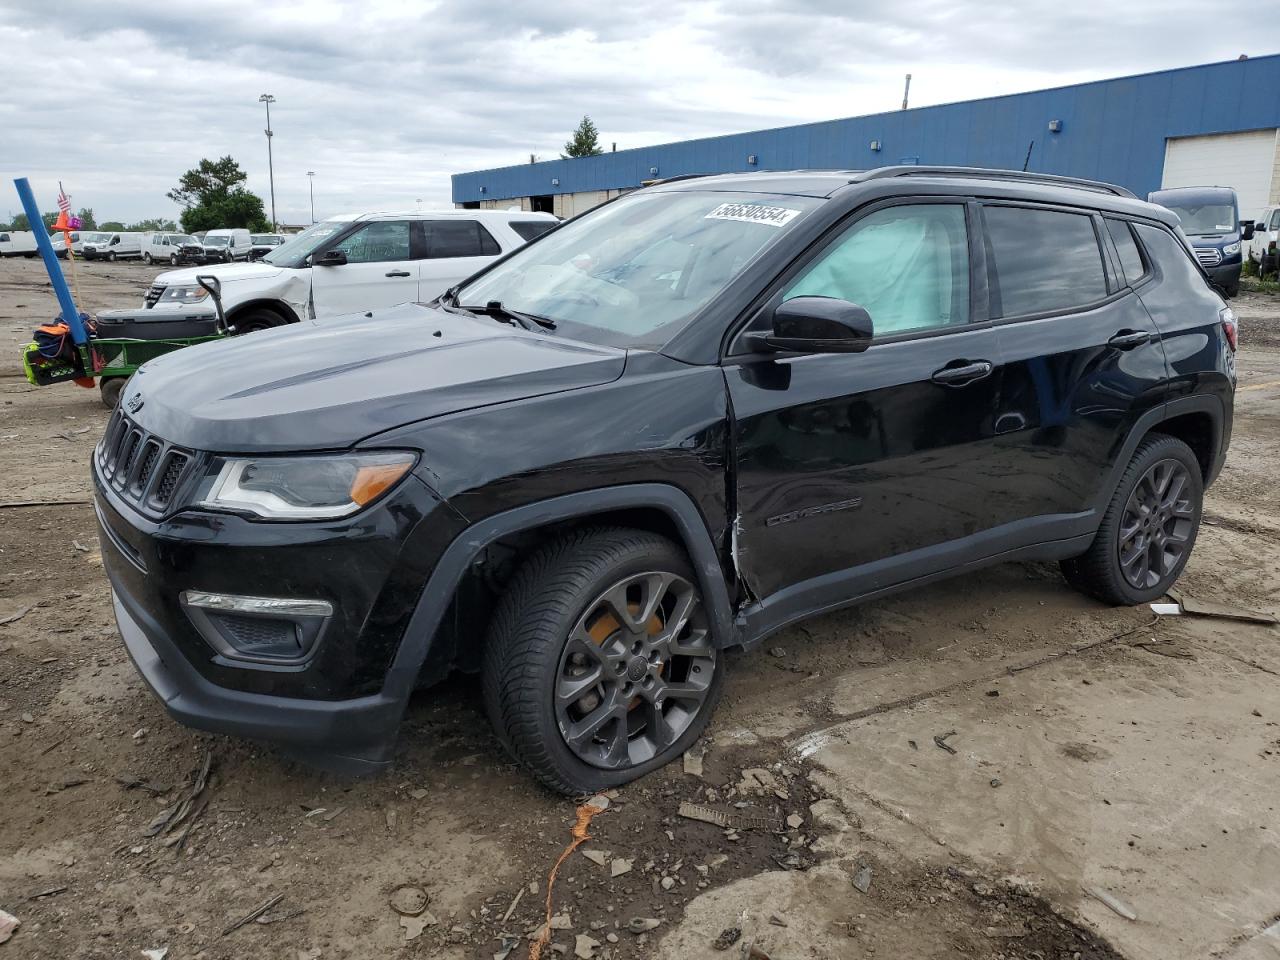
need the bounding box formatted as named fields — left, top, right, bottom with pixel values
left=704, top=202, right=800, bottom=227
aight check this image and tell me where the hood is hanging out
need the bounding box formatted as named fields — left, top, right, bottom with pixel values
left=124, top=302, right=627, bottom=452
left=154, top=261, right=285, bottom=285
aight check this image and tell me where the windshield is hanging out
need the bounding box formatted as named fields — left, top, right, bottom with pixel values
left=263, top=221, right=349, bottom=268
left=204, top=236, right=230, bottom=246
left=1163, top=202, right=1236, bottom=236
left=455, top=191, right=821, bottom=347
left=81, top=232, right=110, bottom=243
left=251, top=234, right=282, bottom=245
left=174, top=235, right=197, bottom=245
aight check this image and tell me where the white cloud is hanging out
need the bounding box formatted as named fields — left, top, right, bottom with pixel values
left=1, top=0, right=1274, bottom=223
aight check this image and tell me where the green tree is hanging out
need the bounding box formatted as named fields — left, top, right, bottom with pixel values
left=562, top=116, right=604, bottom=158
left=100, top=221, right=126, bottom=231
left=128, top=217, right=179, bottom=232
left=76, top=207, right=96, bottom=230
left=8, top=212, right=30, bottom=231
left=167, top=156, right=270, bottom=232
left=40, top=211, right=59, bottom=230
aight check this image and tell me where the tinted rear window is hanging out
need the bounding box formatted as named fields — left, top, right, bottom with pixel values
left=510, top=220, right=558, bottom=242
left=984, top=205, right=1107, bottom=317
left=426, top=221, right=501, bottom=259
left=1106, top=219, right=1146, bottom=285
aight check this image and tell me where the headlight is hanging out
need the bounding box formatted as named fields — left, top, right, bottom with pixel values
left=1223, top=241, right=1241, bottom=256
left=158, top=284, right=210, bottom=304
left=196, top=452, right=417, bottom=520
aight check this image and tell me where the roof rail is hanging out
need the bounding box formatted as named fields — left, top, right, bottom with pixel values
left=641, top=173, right=714, bottom=187
left=855, top=166, right=1137, bottom=199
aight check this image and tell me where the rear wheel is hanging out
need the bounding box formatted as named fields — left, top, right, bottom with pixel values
left=1061, top=434, right=1203, bottom=605
left=100, top=377, right=126, bottom=409
left=482, top=527, right=724, bottom=795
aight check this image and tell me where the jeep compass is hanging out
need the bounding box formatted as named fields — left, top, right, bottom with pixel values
left=94, top=166, right=1235, bottom=794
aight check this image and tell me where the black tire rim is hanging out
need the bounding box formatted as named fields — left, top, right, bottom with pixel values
left=555, top=571, right=715, bottom=770
left=1118, top=458, right=1195, bottom=590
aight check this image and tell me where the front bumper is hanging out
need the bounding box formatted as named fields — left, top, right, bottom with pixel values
left=1205, top=259, right=1241, bottom=289
left=94, top=462, right=466, bottom=772
left=111, top=583, right=403, bottom=773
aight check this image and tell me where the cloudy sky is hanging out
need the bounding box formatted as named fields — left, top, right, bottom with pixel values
left=2, top=1, right=1276, bottom=225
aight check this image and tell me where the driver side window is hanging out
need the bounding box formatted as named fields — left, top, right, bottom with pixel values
left=783, top=203, right=970, bottom=335
left=331, top=221, right=411, bottom=263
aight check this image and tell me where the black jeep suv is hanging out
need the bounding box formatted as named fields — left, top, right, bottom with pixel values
left=93, top=167, right=1235, bottom=794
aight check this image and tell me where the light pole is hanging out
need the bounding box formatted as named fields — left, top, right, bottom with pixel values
left=307, top=171, right=316, bottom=224
left=259, top=93, right=277, bottom=231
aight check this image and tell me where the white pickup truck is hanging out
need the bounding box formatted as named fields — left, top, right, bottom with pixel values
left=139, top=210, right=558, bottom=332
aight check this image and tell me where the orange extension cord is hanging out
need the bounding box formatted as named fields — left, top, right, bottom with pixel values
left=528, top=796, right=609, bottom=960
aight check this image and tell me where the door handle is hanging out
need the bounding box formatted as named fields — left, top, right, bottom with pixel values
left=931, top=360, right=994, bottom=386
left=385, top=270, right=412, bottom=278
left=1107, top=329, right=1152, bottom=350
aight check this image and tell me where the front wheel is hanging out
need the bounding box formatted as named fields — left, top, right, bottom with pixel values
left=482, top=528, right=724, bottom=795
left=1061, top=434, right=1203, bottom=605
left=107, top=251, right=117, bottom=262
left=143, top=252, right=153, bottom=265
left=170, top=253, right=179, bottom=266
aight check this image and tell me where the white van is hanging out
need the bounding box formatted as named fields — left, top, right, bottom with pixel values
left=0, top=230, right=37, bottom=258
left=141, top=210, right=557, bottom=332
left=201, top=228, right=253, bottom=262
left=142, top=233, right=203, bottom=266
left=83, top=231, right=144, bottom=261
left=49, top=231, right=84, bottom=259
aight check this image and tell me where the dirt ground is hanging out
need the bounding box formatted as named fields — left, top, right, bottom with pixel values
left=0, top=257, right=1277, bottom=960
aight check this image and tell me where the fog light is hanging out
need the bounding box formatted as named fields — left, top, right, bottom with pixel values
left=180, top=591, right=332, bottom=665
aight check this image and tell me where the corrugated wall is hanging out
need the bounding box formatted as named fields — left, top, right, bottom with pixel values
left=452, top=54, right=1280, bottom=204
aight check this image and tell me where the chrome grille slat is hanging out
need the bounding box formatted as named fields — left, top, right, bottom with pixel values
left=1195, top=248, right=1222, bottom=267
left=95, top=411, right=196, bottom=516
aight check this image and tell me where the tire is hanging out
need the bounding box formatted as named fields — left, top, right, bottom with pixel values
left=482, top=527, right=724, bottom=795
left=1060, top=433, right=1203, bottom=605
left=100, top=377, right=126, bottom=409
left=1226, top=281, right=1240, bottom=298
left=170, top=253, right=179, bottom=266
left=231, top=308, right=281, bottom=334
left=143, top=252, right=153, bottom=265
left=107, top=251, right=117, bottom=262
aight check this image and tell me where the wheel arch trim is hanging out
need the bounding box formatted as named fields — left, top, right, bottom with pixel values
left=381, top=484, right=737, bottom=707
left=1093, top=394, right=1224, bottom=513
left=226, top=298, right=301, bottom=326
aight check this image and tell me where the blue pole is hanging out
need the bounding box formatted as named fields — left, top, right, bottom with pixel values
left=13, top=177, right=88, bottom=345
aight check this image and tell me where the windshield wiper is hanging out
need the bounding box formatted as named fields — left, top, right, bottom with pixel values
left=457, top=300, right=557, bottom=331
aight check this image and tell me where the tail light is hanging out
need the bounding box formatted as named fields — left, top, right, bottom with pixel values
left=1220, top=307, right=1238, bottom=352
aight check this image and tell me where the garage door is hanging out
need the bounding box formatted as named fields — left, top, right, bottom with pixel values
left=1162, top=129, right=1279, bottom=222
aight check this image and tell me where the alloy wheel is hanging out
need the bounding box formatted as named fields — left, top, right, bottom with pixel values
left=555, top=571, right=715, bottom=770
left=1118, top=458, right=1194, bottom=589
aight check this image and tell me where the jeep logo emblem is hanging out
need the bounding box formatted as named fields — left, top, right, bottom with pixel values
left=126, top=393, right=144, bottom=413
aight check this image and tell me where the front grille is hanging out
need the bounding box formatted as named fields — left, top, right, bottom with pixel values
left=214, top=613, right=301, bottom=655
left=97, top=409, right=197, bottom=515
left=1196, top=248, right=1223, bottom=267
left=144, top=284, right=164, bottom=309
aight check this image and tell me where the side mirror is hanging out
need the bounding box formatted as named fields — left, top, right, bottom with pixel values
left=314, top=249, right=347, bottom=267
left=1255, top=222, right=1266, bottom=234
left=1241, top=220, right=1255, bottom=241
left=748, top=296, right=874, bottom=354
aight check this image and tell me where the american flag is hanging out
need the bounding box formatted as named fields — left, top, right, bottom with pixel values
left=56, top=183, right=71, bottom=214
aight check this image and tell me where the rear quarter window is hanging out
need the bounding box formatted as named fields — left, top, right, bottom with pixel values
left=510, top=220, right=558, bottom=242
left=984, top=205, right=1108, bottom=317
left=1106, top=219, right=1147, bottom=285
left=1133, top=222, right=1212, bottom=289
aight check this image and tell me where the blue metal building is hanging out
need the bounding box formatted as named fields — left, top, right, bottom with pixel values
left=452, top=54, right=1280, bottom=219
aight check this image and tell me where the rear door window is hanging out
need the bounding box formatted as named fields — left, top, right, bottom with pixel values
left=425, top=221, right=502, bottom=259
left=984, top=205, right=1107, bottom=317
left=1105, top=219, right=1147, bottom=285
left=510, top=220, right=558, bottom=242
